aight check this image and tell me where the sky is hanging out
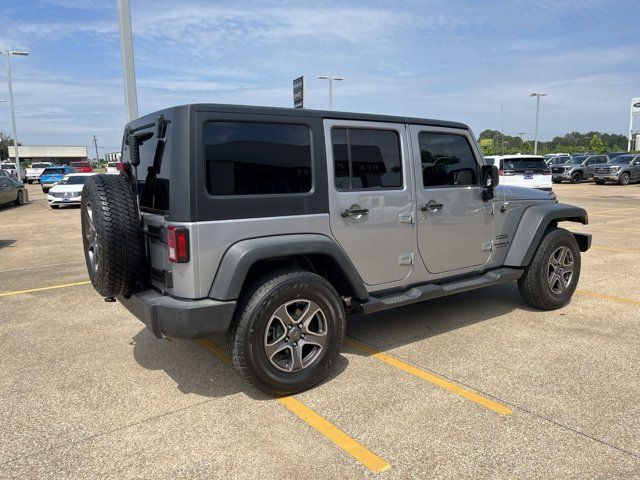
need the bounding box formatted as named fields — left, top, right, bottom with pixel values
left=0, top=0, right=638, bottom=156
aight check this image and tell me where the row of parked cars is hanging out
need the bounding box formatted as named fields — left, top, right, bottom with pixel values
left=0, top=160, right=125, bottom=210
left=483, top=152, right=640, bottom=189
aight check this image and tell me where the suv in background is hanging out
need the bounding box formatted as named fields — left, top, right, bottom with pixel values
left=483, top=155, right=552, bottom=190
left=80, top=104, right=590, bottom=395
left=40, top=165, right=77, bottom=192
left=545, top=153, right=570, bottom=165
left=0, top=162, right=26, bottom=181
left=593, top=154, right=640, bottom=185
left=551, top=154, right=609, bottom=184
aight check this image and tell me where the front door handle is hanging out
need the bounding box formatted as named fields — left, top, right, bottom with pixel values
left=421, top=200, right=444, bottom=212
left=341, top=207, right=369, bottom=218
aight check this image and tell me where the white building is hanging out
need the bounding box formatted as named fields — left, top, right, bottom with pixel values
left=8, top=145, right=88, bottom=165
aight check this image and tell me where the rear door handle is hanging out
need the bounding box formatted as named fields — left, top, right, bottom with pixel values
left=341, top=207, right=369, bottom=218
left=421, top=201, right=443, bottom=212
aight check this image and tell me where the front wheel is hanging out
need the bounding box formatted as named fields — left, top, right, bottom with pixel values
left=618, top=173, right=630, bottom=185
left=227, top=270, right=345, bottom=396
left=15, top=190, right=24, bottom=206
left=518, top=228, right=581, bottom=310
left=570, top=172, right=582, bottom=184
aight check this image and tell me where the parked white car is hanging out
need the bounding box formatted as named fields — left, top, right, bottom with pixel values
left=0, top=162, right=26, bottom=180
left=105, top=161, right=124, bottom=174
left=24, top=162, right=54, bottom=184
left=483, top=155, right=552, bottom=190
left=47, top=173, right=97, bottom=209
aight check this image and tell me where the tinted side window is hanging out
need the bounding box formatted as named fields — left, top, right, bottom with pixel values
left=205, top=122, right=312, bottom=196
left=419, top=133, right=478, bottom=187
left=331, top=128, right=402, bottom=190
left=0, top=178, right=10, bottom=187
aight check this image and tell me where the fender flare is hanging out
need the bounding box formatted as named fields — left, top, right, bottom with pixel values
left=208, top=234, right=368, bottom=301
left=503, top=203, right=589, bottom=267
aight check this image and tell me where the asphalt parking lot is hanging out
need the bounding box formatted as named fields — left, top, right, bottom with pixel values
left=1, top=182, right=639, bottom=479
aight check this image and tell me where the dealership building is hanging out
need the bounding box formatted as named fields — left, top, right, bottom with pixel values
left=8, top=145, right=88, bottom=165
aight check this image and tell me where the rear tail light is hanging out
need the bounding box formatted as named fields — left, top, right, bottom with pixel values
left=166, top=226, right=189, bottom=263
left=116, top=162, right=125, bottom=171
left=498, top=169, right=515, bottom=176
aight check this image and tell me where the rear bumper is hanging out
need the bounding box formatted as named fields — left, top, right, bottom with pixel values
left=117, top=289, right=236, bottom=339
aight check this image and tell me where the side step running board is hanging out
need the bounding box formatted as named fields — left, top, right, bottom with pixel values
left=355, top=268, right=523, bottom=314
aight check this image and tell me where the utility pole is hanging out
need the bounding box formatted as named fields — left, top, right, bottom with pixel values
left=92, top=134, right=100, bottom=165
left=117, top=0, right=139, bottom=122
left=500, top=103, right=505, bottom=154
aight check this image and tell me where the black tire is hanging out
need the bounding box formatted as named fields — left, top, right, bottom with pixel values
left=618, top=173, right=630, bottom=185
left=552, top=179, right=562, bottom=184
left=227, top=269, right=345, bottom=396
left=27, top=180, right=33, bottom=184
left=595, top=180, right=605, bottom=185
left=50, top=204, right=59, bottom=209
left=518, top=228, right=581, bottom=310
left=42, top=188, right=49, bottom=193
left=80, top=174, right=143, bottom=298
left=570, top=172, right=582, bottom=184
left=15, top=190, right=24, bottom=206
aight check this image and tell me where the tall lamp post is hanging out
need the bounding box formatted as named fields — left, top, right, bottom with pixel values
left=317, top=75, right=343, bottom=110
left=2, top=50, right=29, bottom=182
left=0, top=99, right=6, bottom=161
left=529, top=92, right=546, bottom=155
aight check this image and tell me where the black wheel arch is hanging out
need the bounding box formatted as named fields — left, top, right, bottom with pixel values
left=209, top=234, right=368, bottom=302
left=504, top=203, right=591, bottom=268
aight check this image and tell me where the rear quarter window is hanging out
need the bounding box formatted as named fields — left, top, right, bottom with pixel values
left=204, top=122, right=312, bottom=196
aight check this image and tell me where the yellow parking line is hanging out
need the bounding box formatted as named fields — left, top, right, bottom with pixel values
left=197, top=339, right=391, bottom=473
left=277, top=396, right=390, bottom=473
left=590, top=246, right=640, bottom=254
left=0, top=280, right=91, bottom=297
left=575, top=290, right=640, bottom=307
left=589, top=206, right=640, bottom=215
left=344, top=338, right=512, bottom=416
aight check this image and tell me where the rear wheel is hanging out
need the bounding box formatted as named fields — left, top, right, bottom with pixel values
left=595, top=180, right=605, bottom=185
left=618, top=173, right=630, bottom=185
left=518, top=228, right=580, bottom=310
left=552, top=179, right=562, bottom=184
left=570, top=172, right=582, bottom=184
left=15, top=190, right=24, bottom=206
left=227, top=270, right=345, bottom=396
left=50, top=205, right=59, bottom=209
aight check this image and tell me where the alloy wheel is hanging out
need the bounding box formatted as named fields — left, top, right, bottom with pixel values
left=83, top=202, right=100, bottom=274
left=547, top=246, right=574, bottom=295
left=264, top=299, right=328, bottom=373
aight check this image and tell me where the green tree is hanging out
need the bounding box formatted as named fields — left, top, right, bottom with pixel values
left=589, top=134, right=605, bottom=154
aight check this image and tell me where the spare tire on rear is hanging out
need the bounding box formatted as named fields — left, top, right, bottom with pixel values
left=81, top=174, right=143, bottom=298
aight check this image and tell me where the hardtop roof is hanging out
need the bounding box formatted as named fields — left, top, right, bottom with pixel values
left=129, top=103, right=470, bottom=130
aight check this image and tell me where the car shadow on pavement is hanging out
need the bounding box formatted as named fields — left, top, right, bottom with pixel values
left=345, top=282, right=537, bottom=356
left=131, top=328, right=349, bottom=401
left=0, top=239, right=17, bottom=248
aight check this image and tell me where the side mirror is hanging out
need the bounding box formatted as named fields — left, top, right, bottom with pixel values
left=481, top=165, right=499, bottom=201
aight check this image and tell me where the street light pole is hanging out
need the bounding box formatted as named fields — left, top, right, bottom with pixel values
left=0, top=99, right=7, bottom=161
left=317, top=75, right=344, bottom=110
left=529, top=92, right=546, bottom=155
left=117, top=0, right=139, bottom=122
left=2, top=50, right=29, bottom=182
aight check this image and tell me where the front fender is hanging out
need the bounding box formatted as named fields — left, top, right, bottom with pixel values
left=503, top=203, right=589, bottom=267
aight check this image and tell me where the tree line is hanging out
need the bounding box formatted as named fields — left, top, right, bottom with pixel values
left=478, top=130, right=630, bottom=156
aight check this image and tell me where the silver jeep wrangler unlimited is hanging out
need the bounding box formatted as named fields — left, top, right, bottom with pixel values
left=81, top=104, right=591, bottom=395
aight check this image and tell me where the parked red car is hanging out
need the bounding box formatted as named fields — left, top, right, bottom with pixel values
left=70, top=161, right=93, bottom=173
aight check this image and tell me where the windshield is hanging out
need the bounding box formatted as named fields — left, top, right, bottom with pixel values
left=503, top=158, right=548, bottom=170
left=568, top=156, right=586, bottom=164
left=32, top=163, right=50, bottom=168
left=107, top=162, right=119, bottom=167
left=42, top=168, right=66, bottom=175
left=57, top=175, right=89, bottom=185
left=549, top=157, right=568, bottom=164
left=3, top=163, right=17, bottom=169
left=610, top=156, right=633, bottom=164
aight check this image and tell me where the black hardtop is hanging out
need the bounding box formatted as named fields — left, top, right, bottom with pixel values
left=128, top=103, right=470, bottom=131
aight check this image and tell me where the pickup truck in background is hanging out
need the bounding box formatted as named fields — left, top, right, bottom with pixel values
left=25, top=162, right=54, bottom=184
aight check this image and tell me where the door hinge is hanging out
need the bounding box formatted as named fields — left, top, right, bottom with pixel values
left=398, top=211, right=413, bottom=224
left=482, top=241, right=494, bottom=252
left=398, top=253, right=414, bottom=265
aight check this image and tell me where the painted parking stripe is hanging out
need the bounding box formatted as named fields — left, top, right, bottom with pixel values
left=590, top=246, right=640, bottom=254
left=588, top=206, right=640, bottom=215
left=344, top=338, right=512, bottom=416
left=197, top=339, right=391, bottom=473
left=0, top=280, right=91, bottom=297
left=575, top=290, right=640, bottom=307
